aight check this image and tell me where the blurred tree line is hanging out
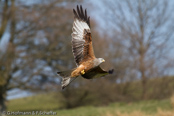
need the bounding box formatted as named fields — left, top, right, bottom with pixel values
left=0, top=0, right=78, bottom=112
left=0, top=0, right=174, bottom=112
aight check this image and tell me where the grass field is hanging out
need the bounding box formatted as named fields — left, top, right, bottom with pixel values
left=7, top=93, right=174, bottom=116
left=55, top=99, right=173, bottom=116
left=7, top=93, right=61, bottom=111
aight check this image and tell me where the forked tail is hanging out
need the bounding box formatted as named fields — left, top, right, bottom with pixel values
left=57, top=69, right=77, bottom=89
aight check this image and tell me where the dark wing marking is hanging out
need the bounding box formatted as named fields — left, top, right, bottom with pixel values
left=72, top=5, right=95, bottom=66
left=82, top=66, right=113, bottom=79
left=73, top=5, right=90, bottom=27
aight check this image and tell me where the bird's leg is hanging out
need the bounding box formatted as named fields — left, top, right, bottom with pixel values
left=81, top=70, right=85, bottom=75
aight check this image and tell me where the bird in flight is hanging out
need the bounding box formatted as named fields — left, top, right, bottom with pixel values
left=57, top=5, right=113, bottom=89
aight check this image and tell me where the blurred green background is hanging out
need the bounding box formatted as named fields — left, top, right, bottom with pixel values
left=0, top=0, right=174, bottom=116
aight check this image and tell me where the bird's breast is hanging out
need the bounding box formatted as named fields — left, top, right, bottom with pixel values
left=81, top=60, right=95, bottom=72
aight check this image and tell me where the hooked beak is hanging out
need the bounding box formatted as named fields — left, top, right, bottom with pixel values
left=102, top=59, right=105, bottom=62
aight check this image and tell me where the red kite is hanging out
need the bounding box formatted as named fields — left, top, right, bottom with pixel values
left=57, top=5, right=113, bottom=89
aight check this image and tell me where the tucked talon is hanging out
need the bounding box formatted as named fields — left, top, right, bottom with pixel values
left=81, top=70, right=85, bottom=75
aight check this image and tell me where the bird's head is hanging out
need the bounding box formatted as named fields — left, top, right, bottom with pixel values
left=98, top=58, right=105, bottom=63
left=93, top=58, right=105, bottom=66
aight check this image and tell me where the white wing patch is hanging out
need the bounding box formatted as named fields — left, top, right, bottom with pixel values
left=72, top=19, right=90, bottom=39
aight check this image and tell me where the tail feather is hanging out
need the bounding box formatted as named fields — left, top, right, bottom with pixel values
left=61, top=76, right=71, bottom=89
left=57, top=69, right=77, bottom=89
left=57, top=70, right=72, bottom=77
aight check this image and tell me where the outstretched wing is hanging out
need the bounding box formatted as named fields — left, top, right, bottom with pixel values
left=82, top=66, right=114, bottom=79
left=72, top=5, right=96, bottom=66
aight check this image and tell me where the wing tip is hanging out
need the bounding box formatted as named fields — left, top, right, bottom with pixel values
left=73, top=4, right=90, bottom=27
left=108, top=69, right=114, bottom=74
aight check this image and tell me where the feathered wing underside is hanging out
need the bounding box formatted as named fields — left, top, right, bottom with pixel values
left=72, top=5, right=95, bottom=66
left=82, top=66, right=114, bottom=79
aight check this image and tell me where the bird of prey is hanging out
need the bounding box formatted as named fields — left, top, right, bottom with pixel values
left=57, top=5, right=113, bottom=89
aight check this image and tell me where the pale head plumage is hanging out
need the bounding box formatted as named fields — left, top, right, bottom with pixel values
left=93, top=58, right=105, bottom=67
